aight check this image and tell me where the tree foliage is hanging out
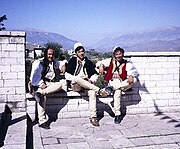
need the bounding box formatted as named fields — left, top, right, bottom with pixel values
left=86, top=48, right=113, bottom=62
left=43, top=42, right=112, bottom=62
left=44, top=42, right=70, bottom=60
left=0, top=15, right=7, bottom=31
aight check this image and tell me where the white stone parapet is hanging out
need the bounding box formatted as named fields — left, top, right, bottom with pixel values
left=0, top=31, right=26, bottom=112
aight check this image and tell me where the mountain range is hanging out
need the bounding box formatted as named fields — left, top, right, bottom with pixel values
left=91, top=26, right=180, bottom=52
left=14, top=26, right=180, bottom=52
left=24, top=29, right=77, bottom=50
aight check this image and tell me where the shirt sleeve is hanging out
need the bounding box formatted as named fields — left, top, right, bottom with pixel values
left=89, top=74, right=98, bottom=83
left=126, top=61, right=138, bottom=77
left=59, top=59, right=68, bottom=70
left=96, top=58, right=111, bottom=68
left=30, top=60, right=44, bottom=86
left=65, top=72, right=75, bottom=82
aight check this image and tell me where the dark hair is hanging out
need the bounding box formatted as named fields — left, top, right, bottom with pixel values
left=75, top=46, right=85, bottom=53
left=43, top=47, right=54, bottom=62
left=113, top=47, right=124, bottom=55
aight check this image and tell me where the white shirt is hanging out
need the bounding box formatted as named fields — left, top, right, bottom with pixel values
left=30, top=59, right=64, bottom=86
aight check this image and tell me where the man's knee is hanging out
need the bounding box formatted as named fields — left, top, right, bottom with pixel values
left=88, top=90, right=96, bottom=96
left=73, top=76, right=82, bottom=82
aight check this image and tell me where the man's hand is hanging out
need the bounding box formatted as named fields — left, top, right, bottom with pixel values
left=127, top=75, right=134, bottom=85
left=99, top=64, right=105, bottom=75
left=28, top=81, right=33, bottom=94
left=112, top=73, right=120, bottom=79
left=60, top=65, right=66, bottom=74
left=40, top=83, right=47, bottom=89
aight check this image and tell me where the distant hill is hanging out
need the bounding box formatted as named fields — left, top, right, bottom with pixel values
left=10, top=26, right=180, bottom=52
left=10, top=29, right=77, bottom=50
left=91, top=26, right=180, bottom=52
left=26, top=29, right=78, bottom=50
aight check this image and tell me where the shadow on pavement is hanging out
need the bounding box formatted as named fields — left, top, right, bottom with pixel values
left=0, top=105, right=12, bottom=147
left=0, top=105, right=28, bottom=148
left=140, top=82, right=180, bottom=128
left=46, top=92, right=69, bottom=125
left=154, top=112, right=180, bottom=128
left=26, top=114, right=33, bottom=149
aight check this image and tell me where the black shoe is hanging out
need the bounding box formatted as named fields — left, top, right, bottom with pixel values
left=98, top=88, right=109, bottom=97
left=99, top=86, right=113, bottom=97
left=39, top=122, right=50, bottom=129
left=114, top=115, right=123, bottom=124
left=34, top=92, right=44, bottom=103
left=90, top=117, right=100, bottom=126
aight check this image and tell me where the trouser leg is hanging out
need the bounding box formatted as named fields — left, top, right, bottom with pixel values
left=37, top=80, right=67, bottom=95
left=72, top=76, right=98, bottom=118
left=113, top=89, right=121, bottom=116
left=37, top=97, right=49, bottom=125
left=74, top=76, right=99, bottom=92
left=44, top=81, right=63, bottom=94
left=71, top=84, right=82, bottom=92
left=109, top=78, right=136, bottom=90
left=110, top=78, right=137, bottom=116
left=60, top=79, right=68, bottom=92
left=88, top=90, right=97, bottom=118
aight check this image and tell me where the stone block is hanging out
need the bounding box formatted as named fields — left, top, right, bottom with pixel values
left=0, top=87, right=16, bottom=94
left=10, top=65, right=25, bottom=72
left=0, top=65, right=11, bottom=73
left=10, top=31, right=25, bottom=36
left=10, top=37, right=25, bottom=44
left=2, top=44, right=16, bottom=51
left=0, top=57, right=17, bottom=65
left=0, top=31, right=11, bottom=35
left=16, top=44, right=25, bottom=51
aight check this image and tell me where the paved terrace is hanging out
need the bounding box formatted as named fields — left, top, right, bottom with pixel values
left=0, top=111, right=180, bottom=149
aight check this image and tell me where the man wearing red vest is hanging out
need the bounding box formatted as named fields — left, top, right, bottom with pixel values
left=97, top=46, right=138, bottom=124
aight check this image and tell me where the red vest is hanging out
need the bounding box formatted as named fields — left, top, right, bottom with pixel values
left=104, top=58, right=127, bottom=82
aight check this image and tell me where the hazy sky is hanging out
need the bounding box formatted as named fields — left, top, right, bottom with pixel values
left=1, top=0, right=180, bottom=45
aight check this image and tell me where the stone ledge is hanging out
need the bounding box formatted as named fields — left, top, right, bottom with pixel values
left=0, top=31, right=26, bottom=36
left=125, top=52, right=180, bottom=56
left=26, top=90, right=134, bottom=120
left=26, top=89, right=133, bottom=100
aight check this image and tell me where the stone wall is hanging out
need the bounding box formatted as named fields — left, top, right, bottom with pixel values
left=126, top=52, right=180, bottom=114
left=27, top=52, right=180, bottom=120
left=0, top=31, right=26, bottom=113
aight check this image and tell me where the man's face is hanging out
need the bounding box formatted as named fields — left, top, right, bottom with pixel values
left=76, top=48, right=85, bottom=60
left=114, top=50, right=123, bottom=62
left=47, top=48, right=54, bottom=62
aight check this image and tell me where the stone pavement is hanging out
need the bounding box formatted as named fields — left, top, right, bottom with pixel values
left=0, top=112, right=26, bottom=149
left=1, top=112, right=180, bottom=149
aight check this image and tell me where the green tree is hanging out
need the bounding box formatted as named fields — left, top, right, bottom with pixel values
left=102, top=52, right=113, bottom=58
left=61, top=49, right=71, bottom=61
left=44, top=42, right=62, bottom=59
left=0, top=15, right=7, bottom=31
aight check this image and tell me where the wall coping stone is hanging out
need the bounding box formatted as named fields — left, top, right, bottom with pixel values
left=26, top=90, right=133, bottom=100
left=0, top=31, right=26, bottom=36
left=125, top=52, right=180, bottom=57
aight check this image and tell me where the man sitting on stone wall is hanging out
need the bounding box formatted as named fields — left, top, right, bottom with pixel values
left=29, top=46, right=67, bottom=129
left=96, top=46, right=138, bottom=124
left=65, top=42, right=107, bottom=126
